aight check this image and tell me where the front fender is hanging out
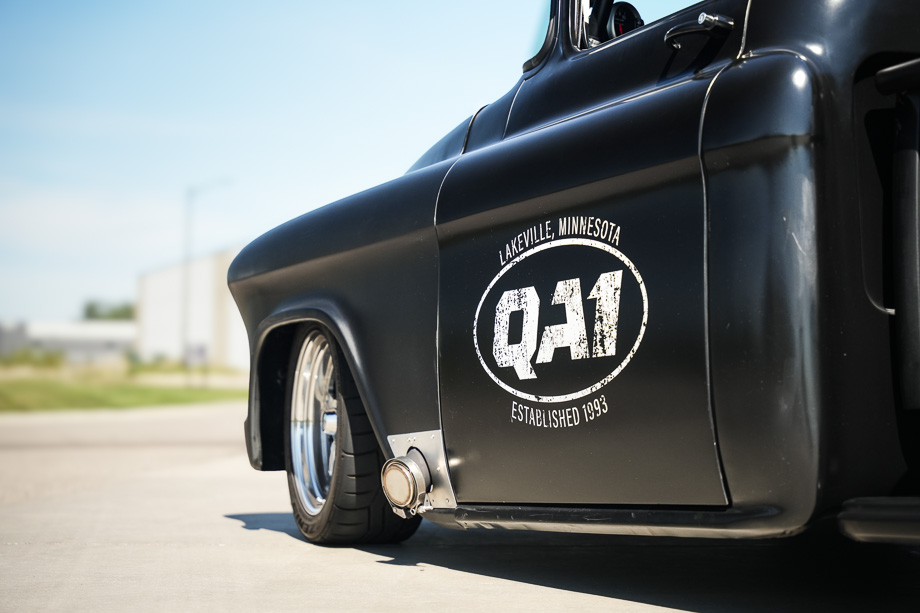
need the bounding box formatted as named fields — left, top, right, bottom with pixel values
left=230, top=160, right=452, bottom=470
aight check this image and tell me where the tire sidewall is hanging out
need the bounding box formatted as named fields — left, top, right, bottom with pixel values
left=283, top=325, right=349, bottom=541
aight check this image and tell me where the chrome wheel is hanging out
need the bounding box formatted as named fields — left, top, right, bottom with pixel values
left=283, top=324, right=421, bottom=543
left=290, top=330, right=339, bottom=515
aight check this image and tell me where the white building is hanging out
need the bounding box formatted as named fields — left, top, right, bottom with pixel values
left=0, top=320, right=136, bottom=366
left=136, top=248, right=249, bottom=372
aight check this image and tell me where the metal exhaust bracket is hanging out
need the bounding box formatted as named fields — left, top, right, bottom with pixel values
left=382, top=430, right=457, bottom=518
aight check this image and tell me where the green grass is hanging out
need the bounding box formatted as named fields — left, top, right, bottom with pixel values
left=127, top=360, right=241, bottom=376
left=0, top=378, right=248, bottom=412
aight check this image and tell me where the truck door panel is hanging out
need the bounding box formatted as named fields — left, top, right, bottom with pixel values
left=436, top=0, right=748, bottom=506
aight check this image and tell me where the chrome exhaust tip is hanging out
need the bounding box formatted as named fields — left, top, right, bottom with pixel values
left=381, top=448, right=431, bottom=517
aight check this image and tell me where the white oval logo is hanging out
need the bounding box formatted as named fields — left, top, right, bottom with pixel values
left=473, top=238, right=648, bottom=403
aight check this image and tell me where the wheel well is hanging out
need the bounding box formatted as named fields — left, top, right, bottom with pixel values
left=254, top=319, right=368, bottom=472
left=255, top=324, right=299, bottom=471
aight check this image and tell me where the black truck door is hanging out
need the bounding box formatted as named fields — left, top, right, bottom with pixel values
left=436, top=0, right=747, bottom=506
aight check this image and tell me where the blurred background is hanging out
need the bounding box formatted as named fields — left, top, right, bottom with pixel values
left=0, top=0, right=685, bottom=411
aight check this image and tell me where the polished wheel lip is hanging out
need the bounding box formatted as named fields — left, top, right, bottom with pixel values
left=290, top=330, right=338, bottom=516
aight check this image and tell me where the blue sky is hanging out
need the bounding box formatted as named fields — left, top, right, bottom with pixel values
left=0, top=0, right=689, bottom=322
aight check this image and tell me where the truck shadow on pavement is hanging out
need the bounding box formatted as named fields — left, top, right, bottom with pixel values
left=228, top=513, right=920, bottom=612
left=225, top=513, right=302, bottom=539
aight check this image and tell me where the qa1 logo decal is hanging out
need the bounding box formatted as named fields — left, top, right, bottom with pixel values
left=473, top=221, right=648, bottom=415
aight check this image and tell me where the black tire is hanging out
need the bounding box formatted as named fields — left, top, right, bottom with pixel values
left=283, top=326, right=421, bottom=544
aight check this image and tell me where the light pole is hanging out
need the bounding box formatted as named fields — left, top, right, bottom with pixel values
left=181, top=179, right=230, bottom=382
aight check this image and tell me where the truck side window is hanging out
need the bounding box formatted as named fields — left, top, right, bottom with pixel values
left=576, top=0, right=701, bottom=50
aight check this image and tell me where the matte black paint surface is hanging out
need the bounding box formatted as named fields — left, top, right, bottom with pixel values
left=433, top=0, right=750, bottom=507
left=229, top=0, right=920, bottom=539
left=230, top=161, right=452, bottom=463
left=437, top=75, right=727, bottom=505
left=701, top=1, right=919, bottom=533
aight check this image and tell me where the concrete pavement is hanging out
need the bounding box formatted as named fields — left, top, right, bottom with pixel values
left=1, top=401, right=917, bottom=612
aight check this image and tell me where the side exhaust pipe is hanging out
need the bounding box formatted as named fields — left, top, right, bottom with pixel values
left=381, top=448, right=431, bottom=518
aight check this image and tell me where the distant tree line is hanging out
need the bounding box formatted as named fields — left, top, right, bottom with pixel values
left=83, top=301, right=135, bottom=321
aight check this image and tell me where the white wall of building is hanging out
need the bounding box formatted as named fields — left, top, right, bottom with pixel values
left=137, top=248, right=249, bottom=372
left=0, top=320, right=136, bottom=366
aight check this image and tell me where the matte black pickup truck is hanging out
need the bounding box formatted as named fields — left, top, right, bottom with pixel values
left=229, top=0, right=920, bottom=545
